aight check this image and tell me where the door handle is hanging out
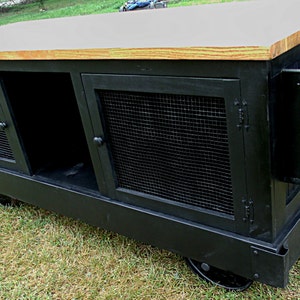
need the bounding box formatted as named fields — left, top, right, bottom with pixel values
left=93, top=136, right=104, bottom=147
left=0, top=122, right=7, bottom=130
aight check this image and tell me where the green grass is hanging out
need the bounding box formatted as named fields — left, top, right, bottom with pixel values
left=0, top=203, right=300, bottom=299
left=0, top=0, right=121, bottom=26
left=0, top=0, right=247, bottom=26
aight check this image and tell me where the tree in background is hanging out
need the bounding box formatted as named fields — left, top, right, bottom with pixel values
left=0, top=0, right=47, bottom=13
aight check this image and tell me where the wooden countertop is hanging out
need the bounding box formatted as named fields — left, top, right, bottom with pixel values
left=0, top=0, right=300, bottom=61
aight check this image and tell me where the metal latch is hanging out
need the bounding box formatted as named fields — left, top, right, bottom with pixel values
left=234, top=100, right=249, bottom=130
left=242, top=198, right=254, bottom=224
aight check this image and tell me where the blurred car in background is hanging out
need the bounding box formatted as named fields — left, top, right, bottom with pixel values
left=119, top=0, right=167, bottom=12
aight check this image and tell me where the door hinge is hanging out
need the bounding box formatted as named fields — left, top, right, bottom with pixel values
left=242, top=197, right=254, bottom=224
left=234, top=100, right=249, bottom=130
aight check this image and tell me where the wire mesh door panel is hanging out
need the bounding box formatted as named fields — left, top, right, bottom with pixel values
left=0, top=80, right=30, bottom=174
left=82, top=74, right=246, bottom=229
left=99, top=90, right=233, bottom=215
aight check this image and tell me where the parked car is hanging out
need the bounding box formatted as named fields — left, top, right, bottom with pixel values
left=119, top=0, right=167, bottom=12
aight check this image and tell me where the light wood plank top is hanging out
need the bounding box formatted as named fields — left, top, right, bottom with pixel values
left=1, top=0, right=300, bottom=61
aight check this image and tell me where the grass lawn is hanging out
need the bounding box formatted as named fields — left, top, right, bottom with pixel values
left=1, top=203, right=300, bottom=299
left=0, top=0, right=247, bottom=26
left=0, top=0, right=299, bottom=299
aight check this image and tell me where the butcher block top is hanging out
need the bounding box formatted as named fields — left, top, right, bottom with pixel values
left=0, top=0, right=300, bottom=61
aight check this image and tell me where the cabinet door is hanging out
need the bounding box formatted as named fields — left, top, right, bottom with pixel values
left=0, top=81, right=30, bottom=174
left=82, top=74, right=247, bottom=230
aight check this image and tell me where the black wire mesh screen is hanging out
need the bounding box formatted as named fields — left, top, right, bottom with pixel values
left=0, top=130, right=14, bottom=161
left=98, top=90, right=234, bottom=215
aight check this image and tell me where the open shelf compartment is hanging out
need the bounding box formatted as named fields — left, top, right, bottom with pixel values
left=0, top=71, right=98, bottom=191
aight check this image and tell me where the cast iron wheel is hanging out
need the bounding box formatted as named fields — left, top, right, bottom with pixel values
left=0, top=195, right=19, bottom=206
left=186, top=258, right=253, bottom=291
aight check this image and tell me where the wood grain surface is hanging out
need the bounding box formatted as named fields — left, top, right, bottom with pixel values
left=0, top=0, right=300, bottom=61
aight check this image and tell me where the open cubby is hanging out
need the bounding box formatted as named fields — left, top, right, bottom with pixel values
left=1, top=71, right=97, bottom=191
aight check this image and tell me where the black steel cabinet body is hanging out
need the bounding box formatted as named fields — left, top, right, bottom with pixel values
left=0, top=53, right=300, bottom=288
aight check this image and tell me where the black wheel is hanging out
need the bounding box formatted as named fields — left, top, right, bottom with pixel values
left=186, top=258, right=253, bottom=291
left=0, top=195, right=19, bottom=206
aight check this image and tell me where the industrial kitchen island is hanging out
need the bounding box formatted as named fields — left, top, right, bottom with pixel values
left=0, top=0, right=300, bottom=290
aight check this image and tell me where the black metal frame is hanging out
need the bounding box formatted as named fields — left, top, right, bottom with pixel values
left=81, top=74, right=246, bottom=230
left=0, top=80, right=30, bottom=173
left=0, top=55, right=299, bottom=288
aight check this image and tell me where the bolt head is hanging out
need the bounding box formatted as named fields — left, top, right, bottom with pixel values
left=200, top=263, right=210, bottom=272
